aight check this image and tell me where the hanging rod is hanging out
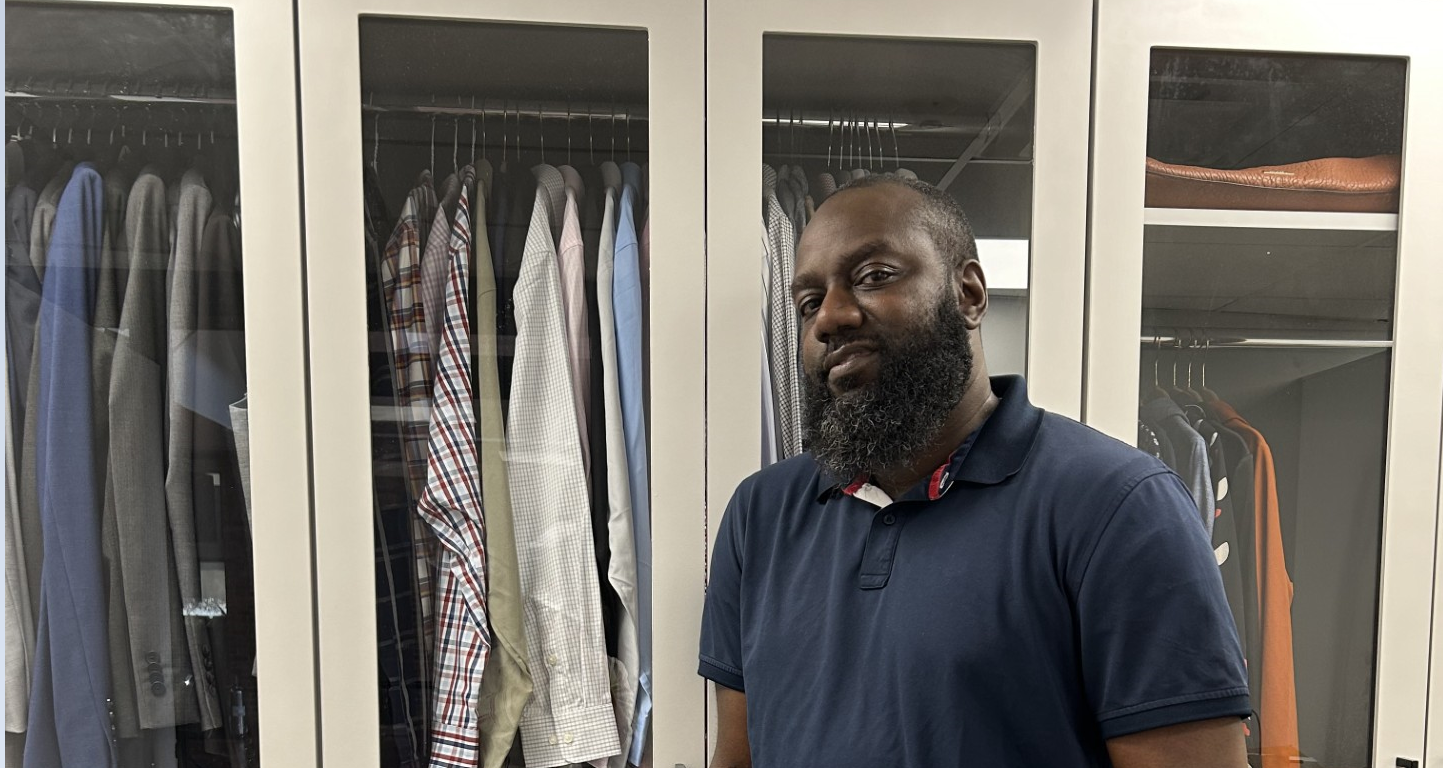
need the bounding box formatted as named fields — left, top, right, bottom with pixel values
left=1140, top=335, right=1392, bottom=350
left=762, top=152, right=1031, bottom=166
left=6, top=91, right=236, bottom=106
left=362, top=101, right=648, bottom=121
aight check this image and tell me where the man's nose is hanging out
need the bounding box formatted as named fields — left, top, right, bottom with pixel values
left=812, top=285, right=863, bottom=340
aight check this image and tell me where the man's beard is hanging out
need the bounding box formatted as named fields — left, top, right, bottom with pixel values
left=802, top=295, right=974, bottom=481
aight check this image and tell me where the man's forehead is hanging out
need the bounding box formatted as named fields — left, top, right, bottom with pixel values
left=800, top=191, right=925, bottom=263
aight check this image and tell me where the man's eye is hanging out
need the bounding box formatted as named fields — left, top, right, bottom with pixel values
left=797, top=298, right=820, bottom=316
left=860, top=269, right=893, bottom=284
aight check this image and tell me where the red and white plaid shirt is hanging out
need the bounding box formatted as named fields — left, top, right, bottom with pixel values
left=419, top=179, right=493, bottom=768
left=380, top=180, right=442, bottom=669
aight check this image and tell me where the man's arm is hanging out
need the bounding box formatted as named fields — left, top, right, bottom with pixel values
left=1106, top=717, right=1247, bottom=768
left=709, top=684, right=751, bottom=768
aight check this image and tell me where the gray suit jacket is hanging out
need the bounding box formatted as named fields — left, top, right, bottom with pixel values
left=111, top=169, right=205, bottom=729
left=164, top=168, right=224, bottom=731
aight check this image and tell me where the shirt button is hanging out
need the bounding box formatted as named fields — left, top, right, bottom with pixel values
left=547, top=736, right=558, bottom=746
left=883, top=513, right=896, bottom=525
left=563, top=733, right=574, bottom=744
left=150, top=681, right=167, bottom=697
left=546, top=653, right=558, bottom=667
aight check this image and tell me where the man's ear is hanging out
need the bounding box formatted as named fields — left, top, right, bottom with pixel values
left=955, top=259, right=988, bottom=330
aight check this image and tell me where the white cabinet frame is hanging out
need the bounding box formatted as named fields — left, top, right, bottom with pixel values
left=1087, top=1, right=1443, bottom=763
left=293, top=2, right=706, bottom=766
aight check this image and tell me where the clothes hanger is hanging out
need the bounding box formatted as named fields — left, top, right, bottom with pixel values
left=1199, top=336, right=1222, bottom=402
left=1142, top=334, right=1169, bottom=403
left=565, top=102, right=572, bottom=168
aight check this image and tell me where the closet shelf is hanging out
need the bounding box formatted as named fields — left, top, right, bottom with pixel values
left=1143, top=207, right=1397, bottom=232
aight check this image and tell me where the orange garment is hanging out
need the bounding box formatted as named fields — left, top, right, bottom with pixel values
left=1211, top=399, right=1299, bottom=767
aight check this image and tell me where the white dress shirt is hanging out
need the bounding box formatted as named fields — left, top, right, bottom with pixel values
left=508, top=164, right=619, bottom=768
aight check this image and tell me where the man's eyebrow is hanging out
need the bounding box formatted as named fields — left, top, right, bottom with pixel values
left=791, top=240, right=888, bottom=296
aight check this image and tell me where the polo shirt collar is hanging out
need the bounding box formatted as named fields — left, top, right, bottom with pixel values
left=814, top=374, right=1044, bottom=501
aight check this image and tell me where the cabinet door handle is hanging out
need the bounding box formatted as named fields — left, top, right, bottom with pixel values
left=1396, top=758, right=1418, bottom=768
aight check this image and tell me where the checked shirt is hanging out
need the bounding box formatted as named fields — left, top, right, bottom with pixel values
left=380, top=180, right=442, bottom=661
left=419, top=178, right=494, bottom=768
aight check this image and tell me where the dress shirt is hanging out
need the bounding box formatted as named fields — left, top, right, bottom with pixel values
left=366, top=165, right=429, bottom=766
left=471, top=172, right=535, bottom=768
left=422, top=173, right=462, bottom=363
left=509, top=164, right=619, bottom=767
left=420, top=178, right=495, bottom=768
left=762, top=165, right=802, bottom=459
left=596, top=180, right=641, bottom=768
left=380, top=179, right=441, bottom=662
left=24, top=162, right=116, bottom=768
left=165, top=168, right=224, bottom=732
left=759, top=224, right=779, bottom=467
left=615, top=164, right=652, bottom=764
left=557, top=166, right=592, bottom=477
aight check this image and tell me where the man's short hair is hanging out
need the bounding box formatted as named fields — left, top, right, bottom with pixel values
left=829, top=174, right=979, bottom=269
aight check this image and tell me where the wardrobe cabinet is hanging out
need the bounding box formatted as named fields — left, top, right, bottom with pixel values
left=293, top=1, right=705, bottom=767
left=1087, top=0, right=1443, bottom=765
left=7, top=1, right=1443, bottom=767
left=3, top=0, right=316, bottom=766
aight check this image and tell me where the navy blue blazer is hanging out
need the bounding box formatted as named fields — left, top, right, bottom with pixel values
left=25, top=162, right=117, bottom=768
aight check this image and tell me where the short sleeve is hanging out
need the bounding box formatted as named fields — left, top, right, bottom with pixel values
left=1076, top=469, right=1251, bottom=739
left=699, top=489, right=747, bottom=692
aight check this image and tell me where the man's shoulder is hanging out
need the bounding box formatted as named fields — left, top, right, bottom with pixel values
left=1029, top=410, right=1173, bottom=493
left=736, top=452, right=823, bottom=497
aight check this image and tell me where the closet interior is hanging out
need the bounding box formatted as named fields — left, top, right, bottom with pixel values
left=1136, top=48, right=1406, bottom=768
left=759, top=33, right=1035, bottom=464
left=357, top=17, right=654, bottom=768
left=5, top=2, right=256, bottom=767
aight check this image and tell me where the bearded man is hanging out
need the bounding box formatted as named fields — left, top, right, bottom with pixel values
left=699, top=175, right=1250, bottom=768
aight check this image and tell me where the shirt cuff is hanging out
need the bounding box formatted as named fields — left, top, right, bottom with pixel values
left=698, top=656, right=745, bottom=693
left=1098, top=689, right=1251, bottom=740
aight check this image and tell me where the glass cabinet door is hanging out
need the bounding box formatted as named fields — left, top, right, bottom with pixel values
left=704, top=0, right=1093, bottom=755
left=704, top=0, right=1092, bottom=542
left=294, top=2, right=705, bottom=767
left=1088, top=1, right=1443, bottom=765
left=3, top=0, right=315, bottom=765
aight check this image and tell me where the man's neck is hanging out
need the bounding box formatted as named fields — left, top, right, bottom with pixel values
left=873, top=374, right=998, bottom=499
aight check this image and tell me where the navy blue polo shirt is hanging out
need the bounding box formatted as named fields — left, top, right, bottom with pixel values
left=699, top=375, right=1249, bottom=767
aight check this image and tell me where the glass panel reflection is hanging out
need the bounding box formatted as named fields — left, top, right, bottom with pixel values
left=1139, top=47, right=1405, bottom=768
left=760, top=34, right=1036, bottom=465
left=5, top=3, right=256, bottom=765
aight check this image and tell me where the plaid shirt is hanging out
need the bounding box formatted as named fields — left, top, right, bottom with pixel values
left=380, top=181, right=441, bottom=660
left=420, top=178, right=494, bottom=768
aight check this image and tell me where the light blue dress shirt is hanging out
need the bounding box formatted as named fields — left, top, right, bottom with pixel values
left=614, top=162, right=652, bottom=763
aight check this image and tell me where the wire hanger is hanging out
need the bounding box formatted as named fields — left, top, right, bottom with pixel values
left=625, top=108, right=632, bottom=162
left=452, top=111, right=460, bottom=174
left=588, top=104, right=595, bottom=165
left=538, top=103, right=546, bottom=164
left=890, top=120, right=900, bottom=171
left=825, top=114, right=834, bottom=173
left=565, top=102, right=572, bottom=167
